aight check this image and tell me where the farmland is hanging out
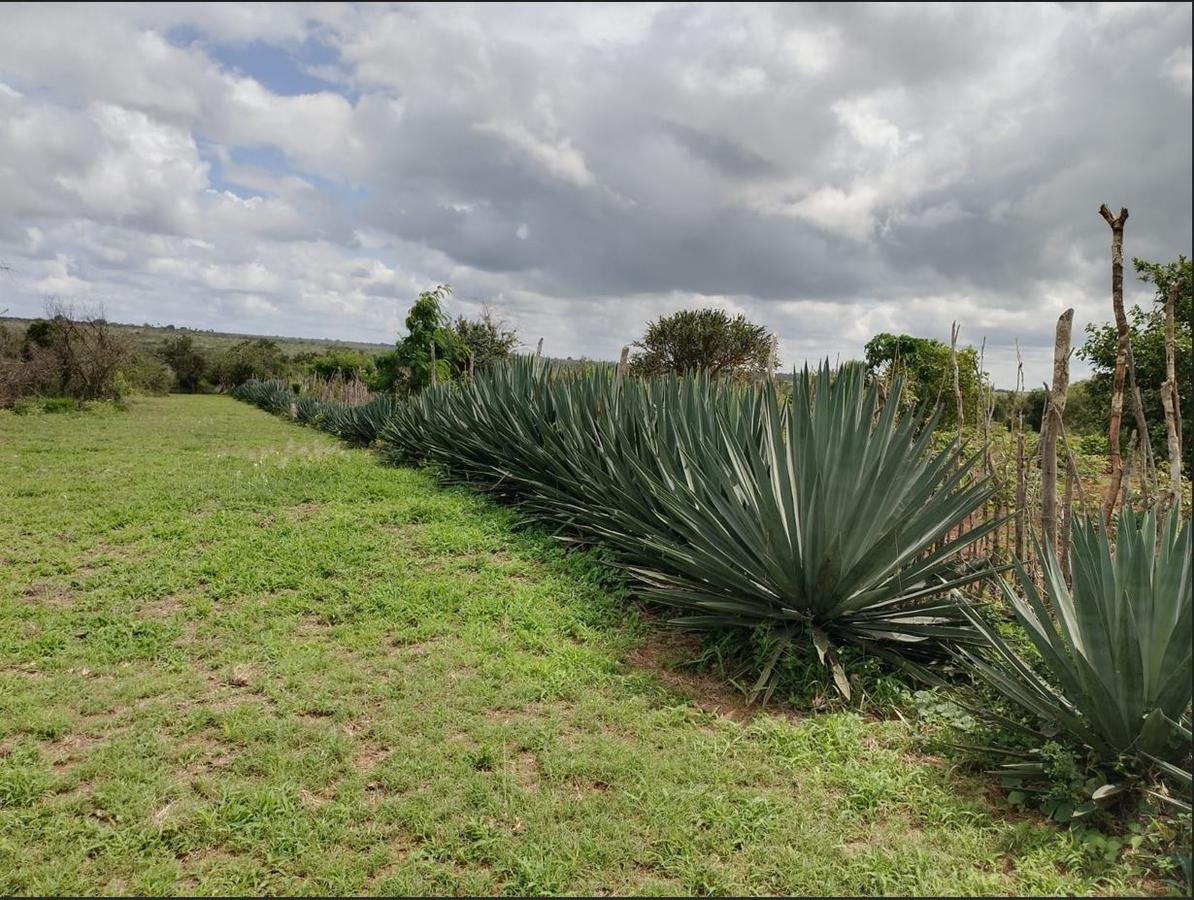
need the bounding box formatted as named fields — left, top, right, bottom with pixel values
left=0, top=395, right=1176, bottom=896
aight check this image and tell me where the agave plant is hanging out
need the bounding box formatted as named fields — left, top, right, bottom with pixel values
left=956, top=507, right=1192, bottom=810
left=379, top=357, right=1000, bottom=697
left=294, top=394, right=326, bottom=426
left=328, top=393, right=401, bottom=445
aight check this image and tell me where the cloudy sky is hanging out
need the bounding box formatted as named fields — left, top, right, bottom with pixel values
left=0, top=2, right=1190, bottom=386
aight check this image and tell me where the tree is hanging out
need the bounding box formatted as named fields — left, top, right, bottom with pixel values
left=16, top=302, right=129, bottom=401
left=156, top=334, right=208, bottom=392
left=210, top=338, right=288, bottom=387
left=453, top=307, right=518, bottom=373
left=300, top=347, right=376, bottom=382
left=1078, top=255, right=1191, bottom=471
left=392, top=285, right=467, bottom=392
left=628, top=308, right=775, bottom=379
left=863, top=332, right=981, bottom=429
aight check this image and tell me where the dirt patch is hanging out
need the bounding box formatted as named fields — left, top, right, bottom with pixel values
left=20, top=582, right=77, bottom=608
left=140, top=594, right=183, bottom=617
left=624, top=630, right=789, bottom=724
left=42, top=732, right=102, bottom=771
left=287, top=501, right=325, bottom=521
left=353, top=741, right=389, bottom=772
left=509, top=750, right=542, bottom=792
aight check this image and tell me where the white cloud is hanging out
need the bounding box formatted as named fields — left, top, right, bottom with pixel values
left=0, top=2, right=1188, bottom=390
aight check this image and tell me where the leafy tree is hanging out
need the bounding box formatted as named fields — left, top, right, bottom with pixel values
left=392, top=285, right=467, bottom=392
left=453, top=307, right=518, bottom=372
left=156, top=334, right=208, bottom=392
left=301, top=347, right=376, bottom=382
left=628, top=308, right=775, bottom=379
left=864, top=332, right=981, bottom=430
left=1078, top=255, right=1191, bottom=466
left=211, top=339, right=288, bottom=388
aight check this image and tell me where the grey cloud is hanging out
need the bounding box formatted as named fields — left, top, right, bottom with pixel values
left=0, top=2, right=1189, bottom=389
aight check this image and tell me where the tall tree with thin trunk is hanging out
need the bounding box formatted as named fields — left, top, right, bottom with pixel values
left=1041, top=309, right=1074, bottom=550
left=1098, top=204, right=1129, bottom=525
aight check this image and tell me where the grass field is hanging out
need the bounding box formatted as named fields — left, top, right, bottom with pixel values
left=0, top=396, right=1171, bottom=896
left=0, top=317, right=393, bottom=360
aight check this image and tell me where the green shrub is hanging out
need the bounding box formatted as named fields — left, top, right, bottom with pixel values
left=41, top=397, right=79, bottom=414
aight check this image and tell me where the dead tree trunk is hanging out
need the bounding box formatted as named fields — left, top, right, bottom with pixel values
left=1041, top=309, right=1074, bottom=550
left=1099, top=204, right=1130, bottom=525
left=1162, top=278, right=1183, bottom=506
left=429, top=341, right=437, bottom=387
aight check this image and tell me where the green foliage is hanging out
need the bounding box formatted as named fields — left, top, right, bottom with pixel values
left=155, top=335, right=209, bottom=392
left=211, top=339, right=289, bottom=388
left=1078, top=255, right=1192, bottom=465
left=453, top=308, right=518, bottom=373
left=628, top=308, right=775, bottom=379
left=957, top=508, right=1192, bottom=814
left=117, top=352, right=173, bottom=396
left=323, top=393, right=401, bottom=445
left=374, top=357, right=998, bottom=697
left=392, top=285, right=467, bottom=393
left=864, top=332, right=982, bottom=430
left=298, top=346, right=376, bottom=382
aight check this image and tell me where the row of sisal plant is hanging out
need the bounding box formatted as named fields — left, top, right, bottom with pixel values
left=232, top=357, right=1190, bottom=816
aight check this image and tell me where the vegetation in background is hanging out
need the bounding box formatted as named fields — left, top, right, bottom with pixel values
left=210, top=338, right=289, bottom=388
left=1079, top=255, right=1192, bottom=467
left=864, top=332, right=982, bottom=430
left=294, top=346, right=377, bottom=383
left=628, top=308, right=775, bottom=379
left=0, top=303, right=129, bottom=407
left=0, top=395, right=1174, bottom=896
left=156, top=335, right=209, bottom=392
left=453, top=307, right=519, bottom=372
left=373, top=285, right=467, bottom=393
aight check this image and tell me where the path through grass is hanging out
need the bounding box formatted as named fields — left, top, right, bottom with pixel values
left=0, top=396, right=1166, bottom=895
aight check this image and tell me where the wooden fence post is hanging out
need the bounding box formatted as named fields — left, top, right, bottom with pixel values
left=535, top=337, right=543, bottom=358
left=1099, top=203, right=1129, bottom=525
left=1041, top=309, right=1074, bottom=551
left=616, top=345, right=630, bottom=381
left=429, top=341, right=437, bottom=387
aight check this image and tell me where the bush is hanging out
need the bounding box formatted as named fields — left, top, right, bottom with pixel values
left=156, top=335, right=209, bottom=392
left=0, top=304, right=128, bottom=407
left=116, top=353, right=173, bottom=396
left=211, top=339, right=288, bottom=388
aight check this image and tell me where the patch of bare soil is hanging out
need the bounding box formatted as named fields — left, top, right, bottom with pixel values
left=20, top=582, right=77, bottom=608
left=624, top=629, right=796, bottom=724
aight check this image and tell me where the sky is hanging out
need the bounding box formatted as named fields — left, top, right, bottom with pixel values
left=0, top=2, right=1190, bottom=387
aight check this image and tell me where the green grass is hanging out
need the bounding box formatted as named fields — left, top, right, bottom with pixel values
left=0, top=396, right=1172, bottom=896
